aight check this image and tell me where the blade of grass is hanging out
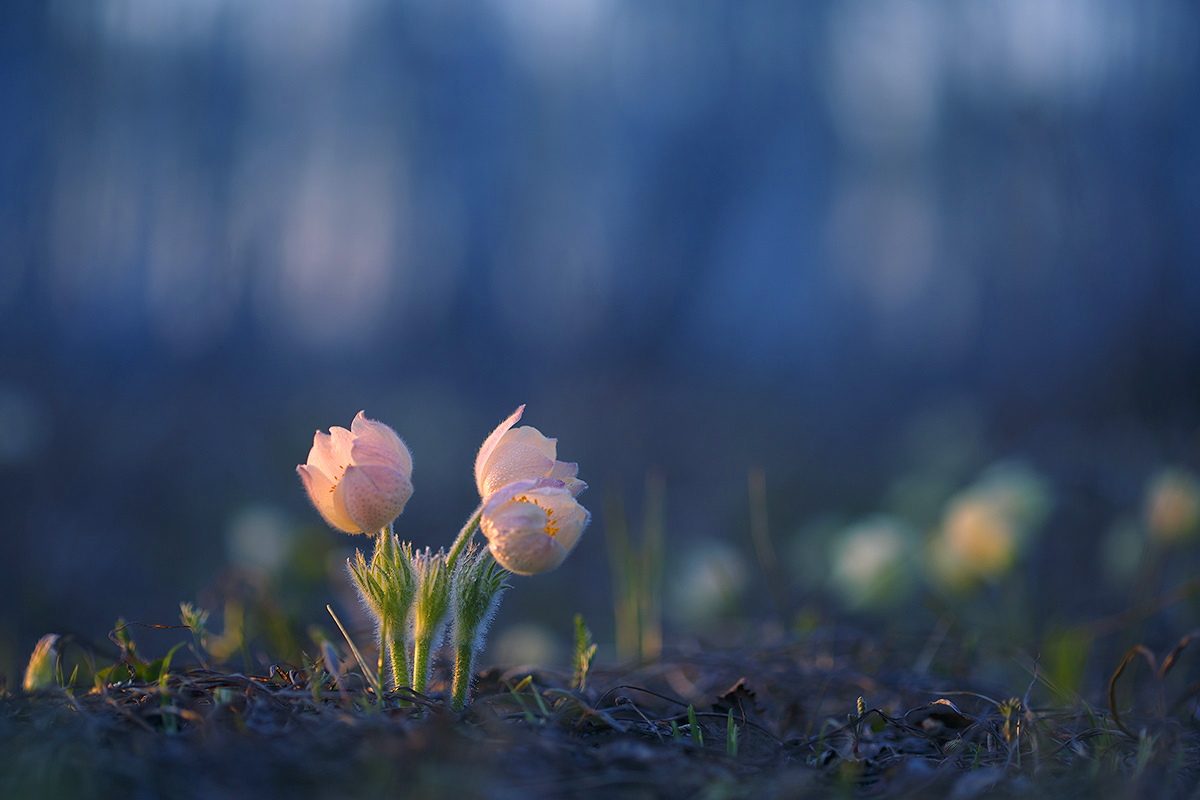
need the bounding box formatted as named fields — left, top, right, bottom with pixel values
left=639, top=471, right=665, bottom=661
left=604, top=484, right=639, bottom=661
left=507, top=676, right=537, bottom=723
left=327, top=605, right=381, bottom=704
left=688, top=704, right=704, bottom=747
left=748, top=467, right=787, bottom=625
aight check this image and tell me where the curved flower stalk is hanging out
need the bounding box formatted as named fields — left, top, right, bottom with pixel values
left=481, top=478, right=590, bottom=575
left=450, top=544, right=510, bottom=710
left=475, top=406, right=585, bottom=500
left=298, top=412, right=413, bottom=535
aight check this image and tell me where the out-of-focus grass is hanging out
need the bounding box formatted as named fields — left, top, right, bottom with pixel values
left=604, top=472, right=665, bottom=663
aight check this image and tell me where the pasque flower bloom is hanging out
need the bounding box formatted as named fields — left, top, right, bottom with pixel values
left=475, top=405, right=585, bottom=500
left=480, top=478, right=590, bottom=575
left=298, top=411, right=413, bottom=534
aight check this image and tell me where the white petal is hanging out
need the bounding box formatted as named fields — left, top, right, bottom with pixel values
left=547, top=460, right=578, bottom=481
left=479, top=481, right=587, bottom=574
left=547, top=462, right=585, bottom=495
left=484, top=491, right=550, bottom=535
left=350, top=411, right=413, bottom=475
left=524, top=487, right=589, bottom=555
left=488, top=531, right=566, bottom=575
left=475, top=406, right=524, bottom=495
left=480, top=442, right=555, bottom=498
left=340, top=464, right=412, bottom=534
left=482, top=478, right=543, bottom=514
left=308, top=426, right=355, bottom=476
left=501, top=426, right=557, bottom=460
left=351, top=436, right=412, bottom=476
left=297, top=464, right=359, bottom=533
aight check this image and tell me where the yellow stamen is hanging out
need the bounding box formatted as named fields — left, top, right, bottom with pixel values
left=514, top=495, right=559, bottom=538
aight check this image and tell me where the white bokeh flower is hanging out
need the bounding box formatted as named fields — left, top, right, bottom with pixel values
left=927, top=462, right=1053, bottom=592
left=297, top=411, right=413, bottom=534
left=928, top=494, right=1019, bottom=591
left=830, top=516, right=917, bottom=608
left=1145, top=467, right=1200, bottom=545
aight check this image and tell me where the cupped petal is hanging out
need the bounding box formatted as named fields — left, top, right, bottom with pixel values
left=529, top=489, right=590, bottom=554
left=481, top=477, right=545, bottom=514
left=297, top=464, right=359, bottom=533
left=475, top=406, right=524, bottom=495
left=306, top=430, right=337, bottom=476
left=488, top=530, right=566, bottom=575
left=340, top=464, right=413, bottom=534
left=546, top=461, right=586, bottom=496
left=350, top=411, right=413, bottom=476
left=351, top=435, right=412, bottom=475
left=480, top=479, right=588, bottom=574
left=479, top=442, right=556, bottom=498
left=546, top=460, right=578, bottom=481
left=500, top=426, right=557, bottom=460
left=481, top=493, right=565, bottom=574
left=307, top=426, right=355, bottom=477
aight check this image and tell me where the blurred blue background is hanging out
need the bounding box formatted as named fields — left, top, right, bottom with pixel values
left=2, top=0, right=1200, bottom=682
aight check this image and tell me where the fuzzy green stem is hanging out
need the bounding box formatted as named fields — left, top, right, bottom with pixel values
left=377, top=619, right=388, bottom=688
left=411, top=634, right=433, bottom=695
left=445, top=505, right=484, bottom=571
left=451, top=642, right=475, bottom=711
left=387, top=636, right=408, bottom=693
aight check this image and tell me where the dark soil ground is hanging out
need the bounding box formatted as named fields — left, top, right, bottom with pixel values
left=3, top=628, right=1198, bottom=800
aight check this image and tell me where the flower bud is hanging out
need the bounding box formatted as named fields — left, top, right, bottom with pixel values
left=298, top=411, right=413, bottom=534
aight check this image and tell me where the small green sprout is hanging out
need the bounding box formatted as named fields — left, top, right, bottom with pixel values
left=179, top=602, right=211, bottom=668
left=726, top=709, right=739, bottom=758
left=687, top=705, right=704, bottom=747
left=572, top=614, right=597, bottom=692
left=112, top=617, right=139, bottom=663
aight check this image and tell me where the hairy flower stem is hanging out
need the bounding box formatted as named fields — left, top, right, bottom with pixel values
left=445, top=506, right=484, bottom=571
left=387, top=636, right=408, bottom=693
left=451, top=643, right=475, bottom=711
left=410, top=636, right=433, bottom=695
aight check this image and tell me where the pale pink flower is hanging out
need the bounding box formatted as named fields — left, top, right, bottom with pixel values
left=474, top=405, right=585, bottom=500
left=297, top=411, right=413, bottom=534
left=480, top=478, right=590, bottom=575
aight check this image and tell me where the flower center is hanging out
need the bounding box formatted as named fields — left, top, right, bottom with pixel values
left=515, top=495, right=559, bottom=538
left=329, top=465, right=346, bottom=493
